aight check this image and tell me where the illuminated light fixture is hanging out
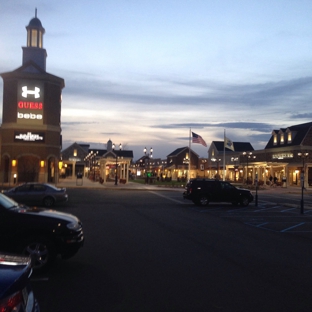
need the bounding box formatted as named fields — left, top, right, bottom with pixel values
left=12, top=160, right=16, bottom=167
left=40, top=160, right=45, bottom=168
left=58, top=161, right=63, bottom=170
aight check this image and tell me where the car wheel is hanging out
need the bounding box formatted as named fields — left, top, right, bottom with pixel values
left=20, top=236, right=56, bottom=272
left=196, top=195, right=209, bottom=206
left=240, top=196, right=249, bottom=207
left=43, top=196, right=55, bottom=207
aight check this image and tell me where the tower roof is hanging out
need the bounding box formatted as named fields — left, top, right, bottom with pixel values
left=28, top=17, right=43, bottom=28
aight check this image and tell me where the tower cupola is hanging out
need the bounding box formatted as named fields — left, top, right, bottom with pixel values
left=22, top=9, right=47, bottom=70
left=26, top=10, right=45, bottom=48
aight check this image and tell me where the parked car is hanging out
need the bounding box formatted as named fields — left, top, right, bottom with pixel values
left=0, top=253, right=40, bottom=311
left=2, top=183, right=68, bottom=207
left=183, top=178, right=254, bottom=206
left=0, top=193, right=84, bottom=272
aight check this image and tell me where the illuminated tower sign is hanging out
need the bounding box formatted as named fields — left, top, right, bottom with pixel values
left=17, top=80, right=44, bottom=125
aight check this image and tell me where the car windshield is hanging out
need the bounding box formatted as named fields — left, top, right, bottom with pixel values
left=44, top=184, right=60, bottom=191
left=0, top=193, right=19, bottom=209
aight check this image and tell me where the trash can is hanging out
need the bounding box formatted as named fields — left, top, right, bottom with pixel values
left=282, top=176, right=287, bottom=188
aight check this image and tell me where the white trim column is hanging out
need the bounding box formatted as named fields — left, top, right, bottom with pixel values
left=126, top=162, right=129, bottom=183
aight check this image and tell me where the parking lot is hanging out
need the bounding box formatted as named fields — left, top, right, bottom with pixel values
left=30, top=179, right=312, bottom=311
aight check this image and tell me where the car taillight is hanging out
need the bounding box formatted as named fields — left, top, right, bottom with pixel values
left=0, top=291, right=24, bottom=312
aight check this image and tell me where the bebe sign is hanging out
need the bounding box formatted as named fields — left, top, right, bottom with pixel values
left=17, top=112, right=43, bottom=120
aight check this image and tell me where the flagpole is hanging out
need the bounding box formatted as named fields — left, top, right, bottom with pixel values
left=223, top=129, right=226, bottom=181
left=188, top=128, right=191, bottom=181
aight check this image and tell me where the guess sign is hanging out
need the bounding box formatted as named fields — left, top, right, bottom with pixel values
left=18, top=101, right=43, bottom=110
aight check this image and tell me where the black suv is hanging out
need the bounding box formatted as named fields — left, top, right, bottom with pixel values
left=183, top=179, right=253, bottom=206
left=0, top=192, right=84, bottom=273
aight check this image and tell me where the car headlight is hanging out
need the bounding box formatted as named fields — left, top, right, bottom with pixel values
left=66, top=222, right=80, bottom=230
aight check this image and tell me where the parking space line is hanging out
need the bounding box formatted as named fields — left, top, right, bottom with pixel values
left=281, top=208, right=297, bottom=212
left=254, top=206, right=281, bottom=212
left=281, top=222, right=305, bottom=232
left=256, top=222, right=269, bottom=227
left=149, top=191, right=186, bottom=204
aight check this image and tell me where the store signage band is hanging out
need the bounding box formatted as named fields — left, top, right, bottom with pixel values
left=14, top=131, right=45, bottom=142
left=272, top=153, right=293, bottom=159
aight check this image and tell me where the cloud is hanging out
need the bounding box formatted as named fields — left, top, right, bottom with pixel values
left=290, top=113, right=312, bottom=119
left=60, top=72, right=312, bottom=113
left=150, top=122, right=273, bottom=132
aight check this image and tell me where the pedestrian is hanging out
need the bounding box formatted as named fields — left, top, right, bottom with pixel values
left=274, top=176, right=278, bottom=185
left=269, top=175, right=273, bottom=186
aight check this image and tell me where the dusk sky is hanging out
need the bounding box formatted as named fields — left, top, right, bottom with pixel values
left=1, top=0, right=312, bottom=159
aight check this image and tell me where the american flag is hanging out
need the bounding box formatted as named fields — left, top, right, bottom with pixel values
left=192, top=132, right=207, bottom=147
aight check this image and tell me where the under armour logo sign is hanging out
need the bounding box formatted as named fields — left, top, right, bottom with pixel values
left=21, top=86, right=40, bottom=98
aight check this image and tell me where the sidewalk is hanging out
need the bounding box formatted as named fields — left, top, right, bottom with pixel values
left=56, top=177, right=182, bottom=191
left=56, top=177, right=311, bottom=195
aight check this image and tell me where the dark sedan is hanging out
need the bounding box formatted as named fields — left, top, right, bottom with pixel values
left=0, top=253, right=40, bottom=311
left=3, top=183, right=68, bottom=207
left=0, top=193, right=84, bottom=272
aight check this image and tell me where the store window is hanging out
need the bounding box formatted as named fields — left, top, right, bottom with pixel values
left=31, top=29, right=38, bottom=47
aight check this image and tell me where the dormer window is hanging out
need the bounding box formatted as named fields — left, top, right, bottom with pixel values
left=73, top=149, right=77, bottom=157
left=280, top=133, right=284, bottom=144
left=273, top=134, right=278, bottom=145
left=287, top=132, right=292, bottom=143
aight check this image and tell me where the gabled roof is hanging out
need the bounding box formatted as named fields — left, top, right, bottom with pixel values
left=135, top=155, right=149, bottom=163
left=61, top=142, right=89, bottom=155
left=212, top=141, right=254, bottom=152
left=167, top=147, right=199, bottom=157
left=95, top=149, right=134, bottom=158
left=265, top=121, right=312, bottom=149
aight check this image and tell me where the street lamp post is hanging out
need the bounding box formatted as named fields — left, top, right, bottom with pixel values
left=183, top=156, right=189, bottom=180
left=211, top=158, right=221, bottom=179
left=113, top=143, right=122, bottom=185
left=243, top=152, right=256, bottom=184
left=298, top=151, right=309, bottom=214
left=255, top=173, right=258, bottom=207
left=84, top=151, right=98, bottom=181
left=144, top=147, right=153, bottom=181
left=231, top=157, right=238, bottom=181
left=202, top=159, right=207, bottom=179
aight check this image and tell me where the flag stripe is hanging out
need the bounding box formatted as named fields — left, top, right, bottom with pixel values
left=192, top=132, right=207, bottom=147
